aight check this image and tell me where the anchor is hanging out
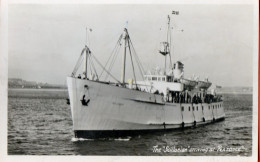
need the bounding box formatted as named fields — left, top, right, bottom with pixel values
left=81, top=94, right=90, bottom=106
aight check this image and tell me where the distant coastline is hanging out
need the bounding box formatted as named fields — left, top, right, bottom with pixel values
left=218, top=87, right=253, bottom=94
left=8, top=78, right=252, bottom=94
left=8, top=78, right=67, bottom=89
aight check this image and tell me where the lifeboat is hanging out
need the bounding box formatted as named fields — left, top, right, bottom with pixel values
left=180, top=78, right=197, bottom=90
left=196, top=80, right=212, bottom=89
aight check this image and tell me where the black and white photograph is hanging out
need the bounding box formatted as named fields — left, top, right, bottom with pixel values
left=0, top=0, right=258, bottom=161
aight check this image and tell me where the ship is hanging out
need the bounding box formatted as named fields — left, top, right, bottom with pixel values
left=67, top=14, right=225, bottom=139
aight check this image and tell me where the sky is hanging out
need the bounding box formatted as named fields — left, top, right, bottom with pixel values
left=8, top=4, right=255, bottom=87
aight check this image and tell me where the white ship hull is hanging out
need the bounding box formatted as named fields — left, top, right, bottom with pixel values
left=67, top=77, right=225, bottom=138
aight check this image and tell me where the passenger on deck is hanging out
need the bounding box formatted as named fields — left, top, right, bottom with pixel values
left=154, top=90, right=159, bottom=94
left=180, top=93, right=184, bottom=103
left=176, top=92, right=180, bottom=103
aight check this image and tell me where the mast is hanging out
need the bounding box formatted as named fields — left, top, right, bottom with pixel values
left=159, top=13, right=179, bottom=74
left=167, top=15, right=173, bottom=70
left=84, top=27, right=89, bottom=79
left=165, top=15, right=170, bottom=73
left=159, top=15, right=171, bottom=74
left=121, top=28, right=128, bottom=84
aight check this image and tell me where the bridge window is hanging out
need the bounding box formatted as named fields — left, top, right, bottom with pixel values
left=162, top=77, right=165, bottom=81
left=196, top=106, right=198, bottom=111
left=208, top=106, right=210, bottom=110
left=202, top=106, right=204, bottom=110
left=181, top=106, right=184, bottom=111
left=213, top=105, right=214, bottom=109
left=152, top=77, right=157, bottom=81
left=189, top=107, right=190, bottom=111
left=192, top=107, right=194, bottom=111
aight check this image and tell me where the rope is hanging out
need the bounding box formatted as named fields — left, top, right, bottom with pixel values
left=128, top=37, right=150, bottom=92
left=127, top=35, right=137, bottom=89
left=71, top=47, right=86, bottom=77
left=99, top=34, right=123, bottom=78
left=129, top=38, right=146, bottom=74
left=89, top=57, right=93, bottom=75
left=89, top=55, right=99, bottom=80
left=90, top=53, right=121, bottom=84
left=105, top=43, right=122, bottom=81
left=127, top=34, right=157, bottom=104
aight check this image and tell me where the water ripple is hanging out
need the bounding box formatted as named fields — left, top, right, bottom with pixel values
left=8, top=90, right=252, bottom=156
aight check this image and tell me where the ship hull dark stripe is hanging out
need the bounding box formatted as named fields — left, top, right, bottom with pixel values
left=128, top=98, right=165, bottom=105
left=74, top=117, right=225, bottom=139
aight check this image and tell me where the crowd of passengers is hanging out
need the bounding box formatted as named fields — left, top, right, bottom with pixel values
left=154, top=90, right=222, bottom=104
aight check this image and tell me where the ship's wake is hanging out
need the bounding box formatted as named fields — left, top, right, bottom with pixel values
left=71, top=137, right=132, bottom=142
left=114, top=137, right=131, bottom=141
left=71, top=137, right=94, bottom=142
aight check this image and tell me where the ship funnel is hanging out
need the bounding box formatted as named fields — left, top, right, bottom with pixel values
left=173, top=61, right=184, bottom=79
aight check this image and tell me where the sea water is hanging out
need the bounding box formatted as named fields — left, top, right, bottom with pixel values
left=8, top=89, right=252, bottom=155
